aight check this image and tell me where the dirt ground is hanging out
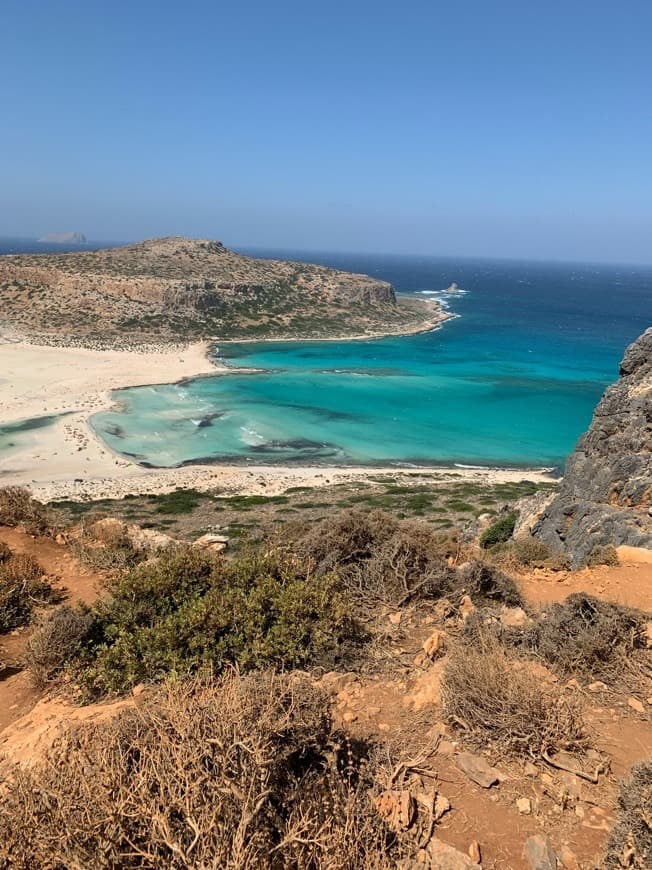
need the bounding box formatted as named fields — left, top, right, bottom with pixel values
left=1, top=526, right=650, bottom=869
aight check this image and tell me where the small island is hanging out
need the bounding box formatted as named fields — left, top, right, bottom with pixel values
left=38, top=231, right=87, bottom=244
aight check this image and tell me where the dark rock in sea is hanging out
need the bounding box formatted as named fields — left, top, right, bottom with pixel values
left=533, top=327, right=652, bottom=566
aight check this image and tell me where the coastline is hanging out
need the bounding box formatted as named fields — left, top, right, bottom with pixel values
left=0, top=335, right=559, bottom=503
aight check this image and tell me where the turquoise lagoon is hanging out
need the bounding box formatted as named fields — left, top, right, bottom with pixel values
left=90, top=254, right=652, bottom=470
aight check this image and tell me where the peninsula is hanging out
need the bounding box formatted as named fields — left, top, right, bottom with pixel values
left=0, top=236, right=448, bottom=346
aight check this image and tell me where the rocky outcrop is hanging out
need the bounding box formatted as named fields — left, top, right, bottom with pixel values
left=533, top=327, right=652, bottom=566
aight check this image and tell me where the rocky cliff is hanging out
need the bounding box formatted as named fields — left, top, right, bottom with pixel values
left=533, top=327, right=652, bottom=566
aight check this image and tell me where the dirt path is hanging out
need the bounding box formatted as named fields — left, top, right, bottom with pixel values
left=0, top=526, right=102, bottom=732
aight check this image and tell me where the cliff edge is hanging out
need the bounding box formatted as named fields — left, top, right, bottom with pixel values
left=533, top=327, right=652, bottom=566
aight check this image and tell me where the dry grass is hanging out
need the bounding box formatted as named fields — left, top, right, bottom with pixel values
left=0, top=486, right=50, bottom=535
left=441, top=635, right=589, bottom=760
left=0, top=671, right=401, bottom=869
left=605, top=762, right=652, bottom=868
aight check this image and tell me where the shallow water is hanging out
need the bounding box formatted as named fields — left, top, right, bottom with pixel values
left=91, top=254, right=651, bottom=470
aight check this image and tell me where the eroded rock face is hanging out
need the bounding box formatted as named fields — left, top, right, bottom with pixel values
left=534, top=327, right=652, bottom=566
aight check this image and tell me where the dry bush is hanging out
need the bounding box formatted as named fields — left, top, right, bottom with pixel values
left=604, top=762, right=652, bottom=868
left=442, top=635, right=588, bottom=759
left=0, top=486, right=49, bottom=535
left=72, top=521, right=143, bottom=572
left=457, top=560, right=524, bottom=607
left=0, top=671, right=400, bottom=869
left=23, top=604, right=94, bottom=687
left=0, top=551, right=53, bottom=632
left=524, top=593, right=650, bottom=687
left=489, top=536, right=570, bottom=572
left=295, top=509, right=458, bottom=609
left=586, top=544, right=619, bottom=567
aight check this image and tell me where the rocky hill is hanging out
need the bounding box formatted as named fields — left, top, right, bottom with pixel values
left=0, top=237, right=445, bottom=346
left=534, top=327, right=652, bottom=565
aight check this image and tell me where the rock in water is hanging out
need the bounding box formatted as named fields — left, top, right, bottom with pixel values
left=534, top=327, right=652, bottom=567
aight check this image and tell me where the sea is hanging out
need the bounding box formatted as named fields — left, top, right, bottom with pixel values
left=1, top=239, right=650, bottom=471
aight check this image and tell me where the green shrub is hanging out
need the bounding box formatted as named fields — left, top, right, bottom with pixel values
left=479, top=512, right=517, bottom=549
left=0, top=552, right=52, bottom=632
left=72, top=546, right=365, bottom=697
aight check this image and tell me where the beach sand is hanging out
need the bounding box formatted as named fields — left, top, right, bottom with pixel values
left=0, top=341, right=558, bottom=502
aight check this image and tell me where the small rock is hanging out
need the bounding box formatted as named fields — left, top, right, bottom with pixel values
left=524, top=834, right=557, bottom=870
left=588, top=681, right=608, bottom=692
left=437, top=739, right=456, bottom=756
left=55, top=532, right=68, bottom=545
left=389, top=612, right=402, bottom=625
left=517, top=797, right=532, bottom=815
left=423, top=629, right=446, bottom=659
left=428, top=837, right=480, bottom=868
left=644, top=622, right=652, bottom=649
left=628, top=697, right=645, bottom=714
left=456, top=752, right=502, bottom=788
left=558, top=845, right=580, bottom=870
left=524, top=761, right=538, bottom=777
left=366, top=705, right=381, bottom=716
left=434, top=792, right=451, bottom=820
left=132, top=683, right=146, bottom=697
left=459, top=595, right=476, bottom=621
left=193, top=533, right=228, bottom=552
left=374, top=790, right=415, bottom=832
left=414, top=652, right=428, bottom=668
left=342, top=710, right=358, bottom=723
left=500, top=606, right=531, bottom=629
left=468, top=841, right=482, bottom=864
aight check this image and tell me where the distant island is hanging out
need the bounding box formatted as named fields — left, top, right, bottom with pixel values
left=0, top=236, right=449, bottom=346
left=38, top=232, right=87, bottom=244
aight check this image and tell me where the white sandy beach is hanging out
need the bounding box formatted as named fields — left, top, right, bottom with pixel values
left=0, top=340, right=558, bottom=502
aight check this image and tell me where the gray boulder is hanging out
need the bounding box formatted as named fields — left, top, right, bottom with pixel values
left=533, top=327, right=652, bottom=566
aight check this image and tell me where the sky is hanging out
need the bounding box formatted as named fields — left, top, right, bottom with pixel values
left=2, top=0, right=651, bottom=263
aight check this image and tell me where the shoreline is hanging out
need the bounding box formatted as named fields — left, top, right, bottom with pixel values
left=0, top=332, right=559, bottom=503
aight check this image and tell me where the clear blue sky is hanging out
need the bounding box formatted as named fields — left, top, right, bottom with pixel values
left=2, top=0, right=651, bottom=263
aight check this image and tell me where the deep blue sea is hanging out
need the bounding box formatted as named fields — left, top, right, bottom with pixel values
left=89, top=250, right=650, bottom=470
